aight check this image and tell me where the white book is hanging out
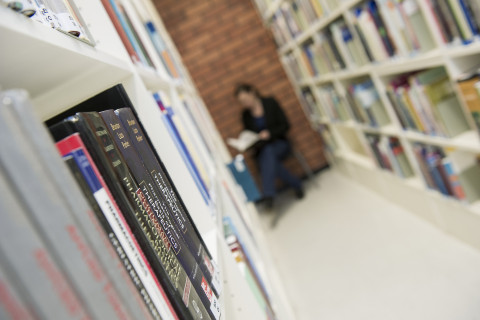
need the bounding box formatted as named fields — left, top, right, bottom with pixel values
left=357, top=7, right=389, bottom=62
left=227, top=130, right=260, bottom=152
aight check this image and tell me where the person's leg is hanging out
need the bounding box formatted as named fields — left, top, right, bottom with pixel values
left=271, top=140, right=302, bottom=191
left=258, top=144, right=277, bottom=199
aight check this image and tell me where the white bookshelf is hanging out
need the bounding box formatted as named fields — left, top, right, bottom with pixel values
left=256, top=0, right=480, bottom=251
left=0, top=2, right=295, bottom=320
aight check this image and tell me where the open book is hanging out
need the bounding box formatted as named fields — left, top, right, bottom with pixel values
left=227, top=130, right=259, bottom=152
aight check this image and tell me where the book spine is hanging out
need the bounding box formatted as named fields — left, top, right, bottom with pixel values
left=367, top=0, right=396, bottom=57
left=115, top=108, right=222, bottom=295
left=98, top=110, right=221, bottom=305
left=76, top=113, right=217, bottom=320
left=446, top=0, right=474, bottom=41
left=0, top=109, right=130, bottom=320
left=145, top=21, right=180, bottom=78
left=49, top=119, right=195, bottom=320
left=0, top=173, right=89, bottom=320
left=100, top=0, right=141, bottom=63
left=155, top=94, right=211, bottom=204
left=425, top=0, right=452, bottom=43
left=7, top=89, right=156, bottom=320
left=442, top=158, right=467, bottom=200
left=0, top=261, right=37, bottom=320
left=64, top=155, right=160, bottom=320
left=437, top=0, right=463, bottom=43
left=55, top=133, right=182, bottom=320
left=458, top=0, right=480, bottom=35
left=107, top=0, right=149, bottom=66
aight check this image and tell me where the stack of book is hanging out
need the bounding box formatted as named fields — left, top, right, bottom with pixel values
left=413, top=143, right=480, bottom=202
left=0, top=86, right=224, bottom=320
left=100, top=0, right=182, bottom=78
left=3, top=0, right=91, bottom=42
left=347, top=78, right=390, bottom=127
left=426, top=0, right=480, bottom=44
left=365, top=134, right=414, bottom=178
left=386, top=67, right=471, bottom=137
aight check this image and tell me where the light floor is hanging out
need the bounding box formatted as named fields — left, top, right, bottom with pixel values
left=258, top=169, right=480, bottom=320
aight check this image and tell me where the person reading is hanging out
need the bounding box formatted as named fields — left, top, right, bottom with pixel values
left=234, top=83, right=304, bottom=209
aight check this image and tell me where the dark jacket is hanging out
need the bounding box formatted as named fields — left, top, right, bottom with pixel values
left=242, top=96, right=290, bottom=155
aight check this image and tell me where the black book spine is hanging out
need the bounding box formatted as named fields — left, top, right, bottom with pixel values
left=64, top=155, right=161, bottom=320
left=115, top=108, right=220, bottom=292
left=79, top=112, right=217, bottom=320
left=98, top=110, right=220, bottom=318
left=49, top=117, right=209, bottom=320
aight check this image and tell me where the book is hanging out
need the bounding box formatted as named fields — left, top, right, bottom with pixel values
left=447, top=149, right=480, bottom=203
left=426, top=0, right=453, bottom=43
left=0, top=94, right=91, bottom=320
left=114, top=108, right=222, bottom=295
left=99, top=110, right=221, bottom=301
left=441, top=157, right=467, bottom=201
left=353, top=5, right=389, bottom=62
left=64, top=155, right=162, bottom=320
left=49, top=117, right=210, bottom=320
left=153, top=92, right=211, bottom=204
left=7, top=89, right=157, bottom=320
left=0, top=171, right=89, bottom=320
left=0, top=95, right=131, bottom=320
left=0, top=261, right=36, bottom=320
left=56, top=133, right=177, bottom=320
left=457, top=73, right=480, bottom=137
left=227, top=130, right=260, bottom=152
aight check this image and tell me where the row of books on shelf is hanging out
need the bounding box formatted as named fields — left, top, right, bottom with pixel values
left=386, top=67, right=471, bottom=138
left=100, top=0, right=182, bottom=78
left=270, top=0, right=340, bottom=46
left=223, top=216, right=276, bottom=320
left=2, top=0, right=182, bottom=79
left=275, top=0, right=480, bottom=73
left=365, top=134, right=414, bottom=177
left=3, top=0, right=91, bottom=42
left=153, top=91, right=212, bottom=206
left=298, top=65, right=480, bottom=140
left=412, top=143, right=480, bottom=203
left=363, top=133, right=480, bottom=203
left=0, top=87, right=222, bottom=320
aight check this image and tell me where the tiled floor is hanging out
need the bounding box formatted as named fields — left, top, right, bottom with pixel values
left=258, top=169, right=480, bottom=320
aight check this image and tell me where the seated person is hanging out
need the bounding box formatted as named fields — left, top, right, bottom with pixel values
left=234, top=83, right=304, bottom=209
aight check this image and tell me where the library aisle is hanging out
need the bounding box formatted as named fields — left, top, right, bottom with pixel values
left=259, top=169, right=480, bottom=320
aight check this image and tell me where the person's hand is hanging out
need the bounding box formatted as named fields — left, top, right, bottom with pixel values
left=259, top=130, right=270, bottom=140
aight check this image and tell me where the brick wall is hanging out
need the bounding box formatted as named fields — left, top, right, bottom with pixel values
left=153, top=0, right=327, bottom=187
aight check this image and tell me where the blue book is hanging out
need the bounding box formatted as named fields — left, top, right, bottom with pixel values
left=458, top=0, right=480, bottom=36
left=425, top=149, right=449, bottom=195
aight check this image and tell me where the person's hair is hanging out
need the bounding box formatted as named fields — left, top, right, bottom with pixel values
left=234, top=83, right=261, bottom=98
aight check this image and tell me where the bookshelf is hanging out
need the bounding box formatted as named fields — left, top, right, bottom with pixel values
left=0, top=1, right=295, bottom=319
left=255, top=0, right=480, bottom=251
